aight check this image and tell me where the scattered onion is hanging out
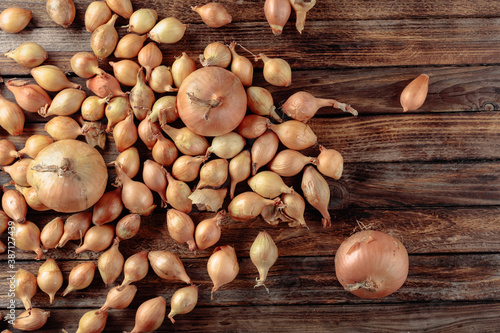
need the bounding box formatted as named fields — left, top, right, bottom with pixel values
left=207, top=245, right=239, bottom=299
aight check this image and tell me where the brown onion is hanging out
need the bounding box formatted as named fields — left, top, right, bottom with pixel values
left=118, top=251, right=149, bottom=290
left=152, top=134, right=178, bottom=167
left=138, top=118, right=160, bottom=149
left=109, top=60, right=140, bottom=86
left=269, top=149, right=316, bottom=177
left=44, top=116, right=82, bottom=141
left=113, top=112, right=138, bottom=152
left=81, top=96, right=108, bottom=121
left=171, top=52, right=197, bottom=88
left=39, top=88, right=86, bottom=117
left=206, top=132, right=245, bottom=159
left=98, top=237, right=124, bottom=286
left=0, top=140, right=18, bottom=165
left=248, top=171, right=293, bottom=198
left=128, top=8, right=157, bottom=34
left=281, top=192, right=307, bottom=228
left=148, top=250, right=191, bottom=284
left=31, top=65, right=80, bottom=92
left=207, top=245, right=239, bottom=299
left=401, top=74, right=429, bottom=112
left=14, top=269, right=38, bottom=312
left=237, top=115, right=268, bottom=139
left=192, top=2, right=232, bottom=28
left=246, top=86, right=281, bottom=121
left=161, top=124, right=209, bottom=156
left=46, top=0, right=75, bottom=28
left=85, top=1, right=112, bottom=33
left=143, top=159, right=168, bottom=206
left=200, top=42, right=231, bottom=68
left=125, top=296, right=166, bottom=333
left=177, top=67, right=247, bottom=136
left=149, top=17, right=187, bottom=44
left=229, top=192, right=283, bottom=221
left=27, top=140, right=108, bottom=213
left=301, top=165, right=331, bottom=228
left=114, top=146, right=140, bottom=179
left=105, top=96, right=130, bottom=132
left=229, top=41, right=253, bottom=86
left=250, top=230, right=278, bottom=291
left=130, top=69, right=155, bottom=120
left=167, top=209, right=196, bottom=251
left=264, top=0, right=291, bottom=35
left=114, top=33, right=148, bottom=59
left=0, top=7, right=32, bottom=33
left=267, top=119, right=317, bottom=150
left=316, top=145, right=344, bottom=179
left=282, top=91, right=358, bottom=122
left=138, top=42, right=162, bottom=81
left=76, top=309, right=108, bottom=333
left=2, top=189, right=27, bottom=223
left=40, top=217, right=64, bottom=249
left=37, top=258, right=63, bottom=304
left=2, top=157, right=32, bottom=186
left=4, top=42, right=47, bottom=68
left=115, top=213, right=141, bottom=240
left=290, top=0, right=316, bottom=33
left=165, top=171, right=192, bottom=214
left=255, top=53, right=292, bottom=87
left=149, top=65, right=177, bottom=93
left=13, top=308, right=50, bottom=331
left=62, top=262, right=96, bottom=296
left=250, top=130, right=279, bottom=175
left=106, top=0, right=133, bottom=18
left=14, top=220, right=43, bottom=259
left=189, top=188, right=227, bottom=212
left=57, top=211, right=92, bottom=248
left=98, top=285, right=137, bottom=312
left=335, top=230, right=409, bottom=299
left=229, top=150, right=251, bottom=199
left=75, top=224, right=115, bottom=253
left=87, top=73, right=127, bottom=98
left=171, top=155, right=205, bottom=183
left=18, top=135, right=53, bottom=159
left=6, top=79, right=51, bottom=114
left=195, top=210, right=225, bottom=250
left=196, top=158, right=228, bottom=190
left=116, top=163, right=156, bottom=216
left=168, top=285, right=198, bottom=323
left=90, top=14, right=119, bottom=59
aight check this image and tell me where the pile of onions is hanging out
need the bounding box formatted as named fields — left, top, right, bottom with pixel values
left=335, top=230, right=409, bottom=299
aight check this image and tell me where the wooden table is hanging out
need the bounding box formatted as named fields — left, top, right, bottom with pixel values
left=1, top=0, right=500, bottom=332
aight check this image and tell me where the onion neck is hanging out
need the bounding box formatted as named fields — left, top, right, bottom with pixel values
left=345, top=277, right=378, bottom=292
left=31, top=157, right=75, bottom=177
left=186, top=92, right=222, bottom=121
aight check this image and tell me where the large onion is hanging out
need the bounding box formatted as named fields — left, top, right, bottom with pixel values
left=26, top=139, right=108, bottom=213
left=177, top=67, right=247, bottom=136
left=334, top=230, right=409, bottom=299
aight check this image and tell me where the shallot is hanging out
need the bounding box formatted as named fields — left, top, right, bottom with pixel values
left=62, top=262, right=96, bottom=296
left=15, top=268, right=37, bottom=312
left=195, top=210, right=225, bottom=250
left=168, top=285, right=198, bottom=323
left=125, top=296, right=166, bottom=333
left=116, top=163, right=156, bottom=216
left=166, top=209, right=197, bottom=251
left=250, top=231, right=279, bottom=292
left=207, top=245, right=239, bottom=299
left=98, top=237, right=124, bottom=286
left=192, top=2, right=232, bottom=28
left=400, top=74, right=429, bottom=112
left=148, top=250, right=191, bottom=284
left=92, top=187, right=123, bottom=226
left=57, top=211, right=92, bottom=248
left=118, top=251, right=149, bottom=290
left=301, top=166, right=331, bottom=228
left=37, top=258, right=63, bottom=304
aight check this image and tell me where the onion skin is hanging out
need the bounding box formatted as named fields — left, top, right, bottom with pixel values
left=171, top=155, right=205, bottom=183
left=106, top=0, right=133, bottom=19
left=129, top=69, right=155, bottom=120
left=229, top=41, right=253, bottom=86
left=290, top=0, right=317, bottom=33
left=138, top=42, right=163, bottom=81
left=142, top=159, right=168, bottom=207
left=177, top=67, right=247, bottom=137
left=171, top=52, right=197, bottom=88
left=256, top=53, right=292, bottom=87
left=264, top=0, right=291, bottom=36
left=152, top=134, right=178, bottom=167
left=75, top=224, right=115, bottom=253
left=207, top=245, right=239, bottom=299
left=237, top=115, right=268, bottom=139
left=15, top=184, right=49, bottom=212
left=149, top=17, right=187, bottom=44
left=196, top=158, right=228, bottom=190
left=0, top=139, right=19, bottom=165
left=206, top=132, right=246, bottom=159
left=0, top=7, right=32, bottom=33
left=27, top=140, right=108, bottom=213
left=189, top=188, right=227, bottom=213
left=228, top=192, right=283, bottom=222
left=114, top=33, right=148, bottom=59
left=105, top=96, right=130, bottom=133
left=168, top=285, right=198, bottom=323
left=200, top=42, right=232, bottom=68
left=46, top=0, right=76, bottom=28
left=250, top=130, right=279, bottom=175
left=90, top=14, right=119, bottom=59
left=138, top=118, right=160, bottom=150
left=40, top=88, right=86, bottom=117
left=148, top=250, right=191, bottom=284
left=281, top=192, right=307, bottom=228
left=62, top=262, right=96, bottom=296
left=246, top=86, right=281, bottom=122
left=126, top=296, right=166, bottom=333
left=161, top=124, right=209, bottom=156
left=98, top=285, right=137, bottom=312
left=316, top=145, right=344, bottom=180
left=116, top=163, right=156, bottom=216
left=31, top=65, right=80, bottom=92
left=268, top=149, right=316, bottom=177
left=128, top=8, right=158, bottom=34
left=109, top=60, right=140, bottom=86
left=267, top=119, right=317, bottom=150
left=165, top=171, right=192, bottom=214
left=114, top=146, right=140, bottom=179
left=335, top=230, right=409, bottom=299
left=2, top=157, right=32, bottom=186
left=13, top=308, right=50, bottom=331
left=18, top=134, right=54, bottom=159
left=37, top=258, right=63, bottom=304
left=248, top=170, right=293, bottom=199
left=115, top=213, right=141, bottom=240
left=113, top=113, right=138, bottom=152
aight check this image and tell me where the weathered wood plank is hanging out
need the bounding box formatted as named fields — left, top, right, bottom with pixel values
left=1, top=254, right=499, bottom=310
left=3, top=302, right=500, bottom=333
left=2, top=207, right=500, bottom=261
left=3, top=18, right=500, bottom=73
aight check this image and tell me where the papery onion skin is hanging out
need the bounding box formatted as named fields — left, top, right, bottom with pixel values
left=99, top=285, right=137, bottom=312
left=2, top=157, right=32, bottom=186
left=16, top=184, right=49, bottom=212
left=106, top=0, right=133, bottom=19
left=31, top=65, right=80, bottom=92
left=116, top=213, right=141, bottom=240
left=13, top=308, right=50, bottom=331
left=14, top=220, right=43, bottom=260
left=250, top=230, right=279, bottom=291
left=116, top=163, right=156, bottom=216
left=166, top=209, right=197, bottom=251
left=18, top=134, right=54, bottom=159
left=334, top=230, right=409, bottom=299
left=75, top=224, right=115, bottom=254
left=171, top=52, right=197, bottom=88
left=0, top=139, right=19, bottom=165
left=177, top=67, right=247, bottom=137
left=92, top=187, right=123, bottom=226
left=228, top=192, right=282, bottom=222
left=4, top=42, right=48, bottom=68
left=301, top=166, right=331, bottom=228
left=149, top=17, right=187, bottom=44
left=14, top=268, right=38, bottom=311
left=2, top=188, right=28, bottom=223
left=26, top=140, right=108, bottom=213
left=90, top=14, right=119, bottom=59
left=250, top=130, right=279, bottom=175
left=195, top=210, right=225, bottom=250
left=114, top=146, right=140, bottom=179
left=6, top=79, right=52, bottom=114
left=229, top=150, right=251, bottom=199
left=267, top=119, right=317, bottom=150
left=128, top=8, right=158, bottom=34
left=171, top=155, right=205, bottom=183
left=316, top=145, right=344, bottom=180
left=114, top=33, right=148, bottom=59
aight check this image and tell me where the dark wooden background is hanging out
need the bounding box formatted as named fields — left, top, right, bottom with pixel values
left=1, top=0, right=500, bottom=332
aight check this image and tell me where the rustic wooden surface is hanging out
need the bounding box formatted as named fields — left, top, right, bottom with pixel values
left=1, top=0, right=500, bottom=332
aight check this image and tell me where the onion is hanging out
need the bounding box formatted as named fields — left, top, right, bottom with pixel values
left=116, top=213, right=141, bottom=240
left=75, top=224, right=115, bottom=254
left=246, top=86, right=281, bottom=122
left=92, top=187, right=123, bottom=226
left=149, top=17, right=187, bottom=44
left=106, top=0, right=133, bottom=19
left=27, top=140, right=108, bottom=213
left=6, top=79, right=51, bottom=114
left=138, top=118, right=160, bottom=150
left=165, top=171, right=192, bottom=213
left=316, top=145, right=344, bottom=179
left=16, top=185, right=49, bottom=212
left=109, top=60, right=140, bottom=86
left=177, top=67, right=247, bottom=136
left=130, top=68, right=155, bottom=120
left=195, top=210, right=225, bottom=250
left=207, top=245, right=239, bottom=299
left=40, top=217, right=64, bottom=249
left=113, top=112, right=138, bottom=152
left=85, top=1, right=112, bottom=33
left=4, top=42, right=47, bottom=68
left=167, top=209, right=196, bottom=251
left=90, top=14, right=119, bottom=59
left=189, top=188, right=227, bottom=212
left=87, top=72, right=126, bottom=98
left=13, top=308, right=50, bottom=331
left=98, top=237, right=124, bottom=286
left=196, top=158, right=228, bottom=190
left=149, top=95, right=178, bottom=125
left=62, top=262, right=96, bottom=296
left=255, top=53, right=292, bottom=87
left=2, top=188, right=28, bottom=223
left=116, top=164, right=156, bottom=216
left=264, top=0, right=291, bottom=35
left=152, top=134, right=178, bottom=167
left=290, top=0, right=317, bottom=33
left=37, top=258, right=63, bottom=304
left=2, top=157, right=31, bottom=186
left=400, top=74, right=429, bottom=112
left=149, top=65, right=177, bottom=93
left=57, top=212, right=92, bottom=248
left=143, top=160, right=168, bottom=207
left=14, top=220, right=43, bottom=259
left=114, top=146, right=140, bottom=179
left=206, top=132, right=245, bottom=159
left=229, top=192, right=284, bottom=222
left=281, top=192, right=307, bottom=228
left=39, top=88, right=86, bottom=117
left=248, top=171, right=293, bottom=199
left=0, top=210, right=8, bottom=233
left=125, top=296, right=166, bottom=333
left=105, top=96, right=130, bottom=133
left=335, top=230, right=409, bottom=299
left=192, top=2, right=232, bottom=28
left=114, top=33, right=148, bottom=59
left=301, top=166, right=331, bottom=228
left=269, top=149, right=316, bottom=177
left=98, top=285, right=137, bottom=312
left=168, top=285, right=198, bottom=323
left=200, top=42, right=231, bottom=68
left=18, top=134, right=53, bottom=159
left=82, top=96, right=107, bottom=121
left=250, top=231, right=279, bottom=292
left=46, top=0, right=75, bottom=28
left=138, top=42, right=162, bottom=81
left=261, top=201, right=290, bottom=226
left=75, top=309, right=108, bottom=333
left=44, top=116, right=83, bottom=141
left=237, top=115, right=268, bottom=139
left=161, top=123, right=209, bottom=156
left=148, top=250, right=191, bottom=284
left=171, top=155, right=205, bottom=182
left=128, top=8, right=157, bottom=34
left=267, top=119, right=317, bottom=150
left=282, top=91, right=358, bottom=122
left=250, top=130, right=279, bottom=175
left=0, top=7, right=32, bottom=33
left=0, top=139, right=18, bottom=165
left=31, top=65, right=80, bottom=92
left=14, top=268, right=37, bottom=312
left=171, top=52, right=197, bottom=88
left=229, top=150, right=251, bottom=199
left=118, top=251, right=149, bottom=290
left=229, top=41, right=253, bottom=86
